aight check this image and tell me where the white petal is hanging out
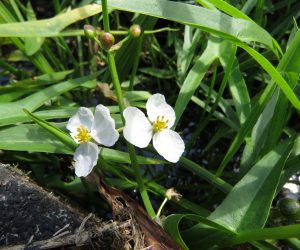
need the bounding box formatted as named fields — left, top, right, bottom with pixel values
left=67, top=107, right=94, bottom=134
left=146, top=93, right=176, bottom=128
left=153, top=129, right=185, bottom=163
left=123, top=106, right=153, bottom=148
left=91, top=104, right=119, bottom=147
left=73, top=142, right=99, bottom=177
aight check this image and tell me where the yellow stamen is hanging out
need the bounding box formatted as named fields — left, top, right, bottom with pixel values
left=74, top=125, right=91, bottom=143
left=153, top=115, right=169, bottom=132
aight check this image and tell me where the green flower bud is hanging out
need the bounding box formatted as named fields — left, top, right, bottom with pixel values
left=84, top=25, right=96, bottom=39
left=129, top=24, right=142, bottom=39
left=278, top=198, right=300, bottom=217
left=99, top=32, right=115, bottom=50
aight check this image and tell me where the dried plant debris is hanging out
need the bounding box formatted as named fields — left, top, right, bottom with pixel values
left=2, top=214, right=137, bottom=249
left=90, top=173, right=181, bottom=250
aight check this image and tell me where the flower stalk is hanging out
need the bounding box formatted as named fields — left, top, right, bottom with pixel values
left=156, top=197, right=168, bottom=220
left=100, top=0, right=155, bottom=218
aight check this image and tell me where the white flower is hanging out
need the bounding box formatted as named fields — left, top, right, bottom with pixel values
left=67, top=104, right=119, bottom=177
left=123, top=93, right=185, bottom=163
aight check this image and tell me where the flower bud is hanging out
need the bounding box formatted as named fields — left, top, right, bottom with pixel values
left=99, top=32, right=115, bottom=50
left=129, top=24, right=142, bottom=39
left=84, top=25, right=96, bottom=39
left=278, top=198, right=300, bottom=217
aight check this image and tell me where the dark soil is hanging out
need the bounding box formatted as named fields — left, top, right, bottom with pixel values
left=0, top=163, right=84, bottom=246
left=0, top=164, right=175, bottom=250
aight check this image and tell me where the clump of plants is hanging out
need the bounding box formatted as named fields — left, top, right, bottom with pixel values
left=0, top=0, right=300, bottom=249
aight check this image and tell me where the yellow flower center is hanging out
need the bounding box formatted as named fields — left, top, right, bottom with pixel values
left=153, top=115, right=169, bottom=132
left=74, top=125, right=91, bottom=143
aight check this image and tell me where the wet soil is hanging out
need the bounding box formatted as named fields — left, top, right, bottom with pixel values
left=0, top=163, right=84, bottom=246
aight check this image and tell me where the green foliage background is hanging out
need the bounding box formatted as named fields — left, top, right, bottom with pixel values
left=0, top=0, right=300, bottom=249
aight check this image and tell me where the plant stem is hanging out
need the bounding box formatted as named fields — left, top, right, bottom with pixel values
left=156, top=198, right=168, bottom=219
left=0, top=59, right=21, bottom=77
left=106, top=52, right=125, bottom=113
left=101, top=0, right=110, bottom=32
left=100, top=0, right=155, bottom=218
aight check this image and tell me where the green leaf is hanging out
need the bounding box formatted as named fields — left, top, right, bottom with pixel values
left=124, top=91, right=151, bottom=102
left=0, top=70, right=73, bottom=93
left=240, top=30, right=300, bottom=174
left=107, top=0, right=278, bottom=53
left=199, top=82, right=239, bottom=127
left=191, top=95, right=239, bottom=129
left=139, top=67, right=175, bottom=79
left=0, top=123, right=163, bottom=165
left=24, top=1, right=45, bottom=55
left=209, top=139, right=293, bottom=233
left=45, top=176, right=88, bottom=193
left=238, top=43, right=300, bottom=110
left=23, top=109, right=76, bottom=150
left=180, top=157, right=232, bottom=194
left=182, top=225, right=233, bottom=250
left=176, top=28, right=202, bottom=81
left=31, top=106, right=119, bottom=120
left=257, top=29, right=300, bottom=154
left=226, top=224, right=300, bottom=245
left=109, top=0, right=300, bottom=112
left=164, top=214, right=234, bottom=249
left=0, top=90, right=31, bottom=102
left=217, top=29, right=300, bottom=176
left=101, top=148, right=164, bottom=165
left=0, top=4, right=102, bottom=37
left=35, top=106, right=119, bottom=117
left=0, top=73, right=98, bottom=126
left=199, top=0, right=252, bottom=21
left=0, top=123, right=72, bottom=153
left=104, top=160, right=211, bottom=216
left=240, top=89, right=279, bottom=174
left=175, top=37, right=241, bottom=128
left=225, top=58, right=251, bottom=124
left=174, top=36, right=217, bottom=125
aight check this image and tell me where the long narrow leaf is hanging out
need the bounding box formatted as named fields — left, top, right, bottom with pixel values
left=164, top=214, right=234, bottom=249
left=217, top=29, right=300, bottom=176
left=0, top=123, right=164, bottom=165
left=0, top=74, right=98, bottom=126
left=107, top=0, right=278, bottom=53
left=0, top=4, right=102, bottom=37
left=226, top=224, right=300, bottom=245
left=23, top=109, right=76, bottom=150
left=174, top=36, right=219, bottom=125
